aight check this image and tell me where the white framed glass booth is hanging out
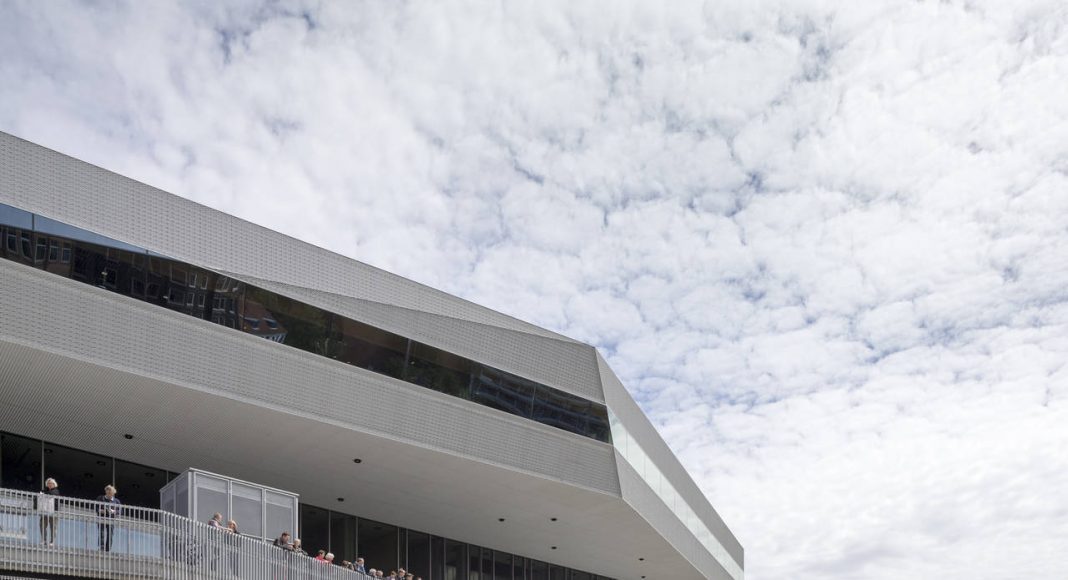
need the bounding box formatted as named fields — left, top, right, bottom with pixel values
left=160, top=468, right=299, bottom=541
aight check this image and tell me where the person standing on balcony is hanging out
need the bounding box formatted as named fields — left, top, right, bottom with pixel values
left=38, top=477, right=60, bottom=546
left=273, top=531, right=292, bottom=549
left=208, top=512, right=224, bottom=529
left=226, top=519, right=241, bottom=576
left=96, top=485, right=121, bottom=551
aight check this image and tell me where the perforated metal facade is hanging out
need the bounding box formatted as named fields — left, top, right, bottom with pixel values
left=0, top=131, right=743, bottom=580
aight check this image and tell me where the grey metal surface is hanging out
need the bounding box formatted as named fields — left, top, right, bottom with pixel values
left=0, top=259, right=619, bottom=496
left=0, top=131, right=576, bottom=346
left=599, top=353, right=745, bottom=569
left=615, top=453, right=734, bottom=580
left=221, top=271, right=605, bottom=402
left=0, top=128, right=744, bottom=578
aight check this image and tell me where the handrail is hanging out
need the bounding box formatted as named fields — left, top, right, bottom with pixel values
left=0, top=487, right=373, bottom=579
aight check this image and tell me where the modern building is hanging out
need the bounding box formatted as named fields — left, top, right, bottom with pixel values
left=0, top=130, right=744, bottom=580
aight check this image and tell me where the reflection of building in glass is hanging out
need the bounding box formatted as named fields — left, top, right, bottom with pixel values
left=0, top=131, right=743, bottom=580
left=238, top=300, right=288, bottom=343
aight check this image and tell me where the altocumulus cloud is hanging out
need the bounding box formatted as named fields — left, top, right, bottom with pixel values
left=2, top=0, right=1067, bottom=578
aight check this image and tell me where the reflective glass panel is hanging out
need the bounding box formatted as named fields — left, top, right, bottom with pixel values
left=336, top=317, right=408, bottom=379
left=330, top=510, right=358, bottom=563
left=406, top=342, right=473, bottom=399
left=42, top=442, right=112, bottom=501
left=243, top=286, right=332, bottom=354
left=358, top=517, right=398, bottom=572
left=471, top=366, right=535, bottom=418
left=585, top=405, right=611, bottom=442
left=529, top=561, right=548, bottom=580
left=0, top=223, right=35, bottom=267
left=300, top=504, right=330, bottom=558
left=512, top=555, right=526, bottom=580
left=1, top=433, right=41, bottom=492
left=495, top=551, right=513, bottom=580
left=32, top=216, right=150, bottom=300
left=146, top=256, right=217, bottom=319
left=194, top=473, right=228, bottom=524
left=231, top=482, right=263, bottom=538
left=114, top=459, right=167, bottom=509
left=532, top=387, right=590, bottom=438
left=174, top=476, right=188, bottom=518
left=266, top=490, right=295, bottom=541
left=34, top=216, right=145, bottom=253
left=445, top=539, right=466, bottom=580
left=431, top=535, right=445, bottom=580
left=0, top=203, right=32, bottom=229
left=0, top=204, right=34, bottom=267
left=408, top=530, right=430, bottom=579
left=468, top=545, right=482, bottom=580
left=0, top=205, right=614, bottom=443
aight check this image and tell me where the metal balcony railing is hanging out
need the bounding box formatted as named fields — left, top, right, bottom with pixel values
left=0, top=487, right=373, bottom=579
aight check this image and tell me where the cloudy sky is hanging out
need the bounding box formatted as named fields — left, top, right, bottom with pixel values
left=2, top=0, right=1067, bottom=578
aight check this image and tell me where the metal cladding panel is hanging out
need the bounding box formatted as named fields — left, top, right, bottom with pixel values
left=616, top=452, right=733, bottom=580
left=223, top=271, right=604, bottom=403
left=0, top=260, right=620, bottom=496
left=0, top=131, right=573, bottom=344
left=598, top=352, right=745, bottom=568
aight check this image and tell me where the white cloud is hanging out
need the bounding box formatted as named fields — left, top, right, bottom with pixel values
left=2, top=0, right=1068, bottom=578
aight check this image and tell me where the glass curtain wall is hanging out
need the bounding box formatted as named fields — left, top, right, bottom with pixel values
left=42, top=442, right=113, bottom=501
left=1, top=433, right=41, bottom=492
left=331, top=510, right=359, bottom=563
left=359, top=517, right=399, bottom=572
left=408, top=531, right=431, bottom=578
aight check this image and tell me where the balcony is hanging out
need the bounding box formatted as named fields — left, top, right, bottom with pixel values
left=0, top=487, right=370, bottom=579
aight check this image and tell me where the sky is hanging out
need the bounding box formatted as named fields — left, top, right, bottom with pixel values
left=1, top=1, right=1067, bottom=578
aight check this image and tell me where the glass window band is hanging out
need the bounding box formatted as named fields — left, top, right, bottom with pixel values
left=0, top=202, right=611, bottom=443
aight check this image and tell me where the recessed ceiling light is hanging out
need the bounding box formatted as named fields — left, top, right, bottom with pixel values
left=498, top=518, right=506, bottom=522
left=550, top=517, right=557, bottom=522
left=124, top=434, right=134, bottom=440
left=638, top=557, right=644, bottom=561
left=353, top=458, right=363, bottom=464
left=337, top=497, right=345, bottom=502
left=550, top=546, right=557, bottom=550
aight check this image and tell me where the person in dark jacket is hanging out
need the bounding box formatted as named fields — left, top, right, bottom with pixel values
left=96, top=485, right=121, bottom=551
left=273, top=531, right=292, bottom=550
left=38, top=477, right=60, bottom=546
left=226, top=519, right=241, bottom=576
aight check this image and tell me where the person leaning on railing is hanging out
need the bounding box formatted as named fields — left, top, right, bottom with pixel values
left=274, top=531, right=293, bottom=550
left=96, top=485, right=122, bottom=552
left=38, top=477, right=61, bottom=546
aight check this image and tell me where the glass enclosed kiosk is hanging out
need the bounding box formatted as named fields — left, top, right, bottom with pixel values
left=160, top=468, right=299, bottom=541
